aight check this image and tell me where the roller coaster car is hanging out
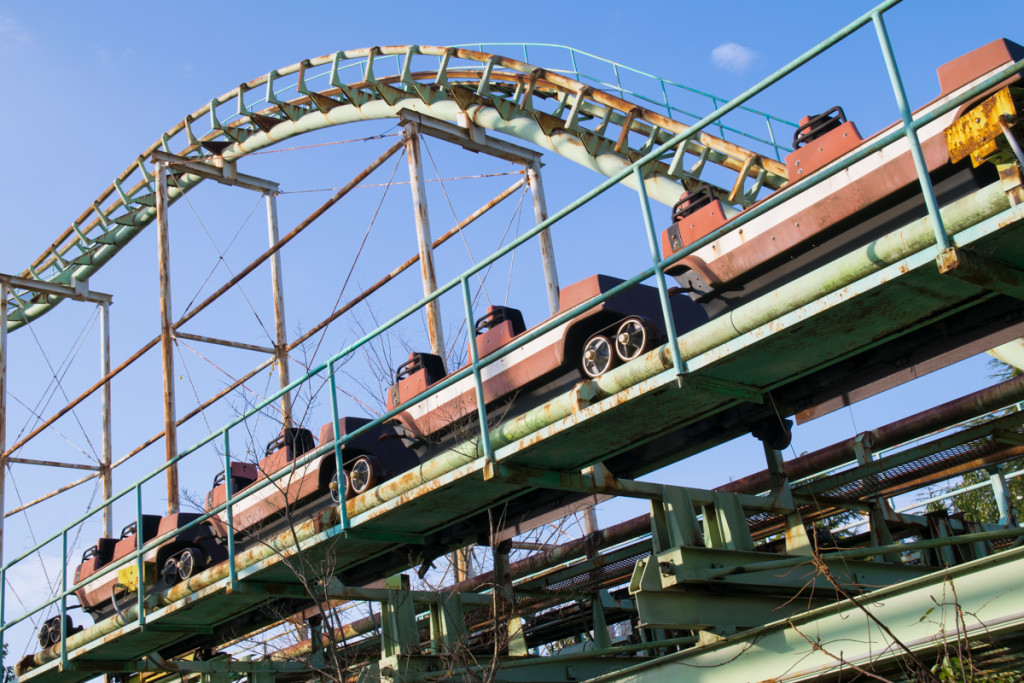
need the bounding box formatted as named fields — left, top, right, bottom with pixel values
left=386, top=274, right=709, bottom=449
left=662, top=39, right=1024, bottom=317
left=71, top=513, right=223, bottom=621
left=204, top=420, right=418, bottom=537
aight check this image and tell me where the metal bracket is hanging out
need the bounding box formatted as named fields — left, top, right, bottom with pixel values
left=483, top=461, right=662, bottom=500
left=399, top=110, right=543, bottom=167
left=150, top=150, right=279, bottom=194
left=937, top=246, right=1024, bottom=300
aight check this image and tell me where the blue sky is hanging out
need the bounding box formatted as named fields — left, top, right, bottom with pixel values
left=1, top=0, right=1023, bottom=658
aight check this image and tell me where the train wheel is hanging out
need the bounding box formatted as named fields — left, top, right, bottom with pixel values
left=349, top=456, right=379, bottom=495
left=48, top=618, right=61, bottom=647
left=162, top=546, right=205, bottom=585
left=41, top=615, right=73, bottom=647
left=37, top=622, right=51, bottom=649
left=177, top=547, right=204, bottom=580
left=161, top=555, right=179, bottom=584
left=329, top=469, right=351, bottom=502
left=582, top=334, right=615, bottom=378
left=614, top=317, right=649, bottom=362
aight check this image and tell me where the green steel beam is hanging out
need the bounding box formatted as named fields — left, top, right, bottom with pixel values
left=588, top=545, right=1024, bottom=683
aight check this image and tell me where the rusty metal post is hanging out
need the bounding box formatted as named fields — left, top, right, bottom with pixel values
left=155, top=161, right=179, bottom=514
left=402, top=121, right=446, bottom=360
left=99, top=301, right=112, bottom=537
left=0, top=283, right=7, bottom=568
left=266, top=191, right=292, bottom=429
left=528, top=162, right=559, bottom=315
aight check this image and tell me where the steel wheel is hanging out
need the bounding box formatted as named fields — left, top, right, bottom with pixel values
left=177, top=547, right=200, bottom=580
left=582, top=334, right=615, bottom=378
left=161, top=556, right=180, bottom=584
left=329, top=469, right=348, bottom=503
left=37, top=622, right=51, bottom=649
left=163, top=547, right=203, bottom=586
left=348, top=456, right=378, bottom=495
left=43, top=616, right=70, bottom=646
left=48, top=619, right=61, bottom=646
left=614, top=318, right=648, bottom=362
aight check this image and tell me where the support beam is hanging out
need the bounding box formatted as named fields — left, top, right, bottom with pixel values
left=398, top=110, right=559, bottom=317
left=155, top=161, right=179, bottom=515
left=402, top=121, right=446, bottom=361
left=607, top=546, right=1024, bottom=682
left=989, top=465, right=1016, bottom=526
left=99, top=301, right=112, bottom=537
left=266, top=191, right=292, bottom=429
left=6, top=458, right=101, bottom=471
left=173, top=332, right=275, bottom=355
left=150, top=151, right=279, bottom=194
left=401, top=110, right=543, bottom=167
left=0, top=274, right=112, bottom=306
left=528, top=161, right=560, bottom=316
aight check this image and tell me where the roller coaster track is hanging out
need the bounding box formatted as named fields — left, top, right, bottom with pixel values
left=11, top=5, right=1024, bottom=678
left=7, top=44, right=793, bottom=331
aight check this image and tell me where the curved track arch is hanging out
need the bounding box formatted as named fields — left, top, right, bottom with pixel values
left=10, top=44, right=793, bottom=330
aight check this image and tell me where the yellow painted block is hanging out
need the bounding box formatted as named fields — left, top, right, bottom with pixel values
left=946, top=86, right=1021, bottom=166
left=117, top=562, right=156, bottom=591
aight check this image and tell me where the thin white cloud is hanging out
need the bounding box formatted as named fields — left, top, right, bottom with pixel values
left=0, top=13, right=31, bottom=54
left=95, top=46, right=137, bottom=69
left=711, top=42, right=757, bottom=74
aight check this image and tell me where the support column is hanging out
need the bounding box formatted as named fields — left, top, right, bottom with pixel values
left=402, top=122, right=446, bottom=360
left=989, top=466, right=1016, bottom=527
left=266, top=191, right=292, bottom=429
left=527, top=162, right=559, bottom=315
left=155, top=161, right=179, bottom=514
left=0, top=283, right=7, bottom=568
left=763, top=442, right=812, bottom=555
left=99, top=301, right=112, bottom=537
left=582, top=505, right=598, bottom=535
left=454, top=547, right=473, bottom=583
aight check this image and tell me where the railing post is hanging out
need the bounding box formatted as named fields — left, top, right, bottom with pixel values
left=633, top=166, right=685, bottom=380
left=328, top=361, right=350, bottom=531
left=60, top=529, right=67, bottom=668
left=461, top=277, right=493, bottom=463
left=1, top=567, right=6, bottom=642
left=135, top=484, right=145, bottom=627
left=872, top=10, right=949, bottom=251
left=223, top=430, right=238, bottom=588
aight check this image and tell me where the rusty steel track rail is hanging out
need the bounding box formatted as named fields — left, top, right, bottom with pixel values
left=7, top=45, right=792, bottom=331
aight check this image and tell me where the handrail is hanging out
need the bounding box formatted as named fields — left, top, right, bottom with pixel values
left=460, top=42, right=797, bottom=158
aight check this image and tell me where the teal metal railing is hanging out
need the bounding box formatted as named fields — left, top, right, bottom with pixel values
left=462, top=43, right=796, bottom=161
left=7, top=0, right=1024, bottom=668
